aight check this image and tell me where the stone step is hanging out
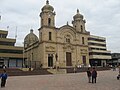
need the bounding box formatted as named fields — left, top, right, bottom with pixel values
left=0, top=68, right=52, bottom=76
left=47, top=69, right=66, bottom=74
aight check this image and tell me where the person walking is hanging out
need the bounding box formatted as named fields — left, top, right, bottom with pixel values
left=118, top=65, right=120, bottom=75
left=91, top=67, right=97, bottom=83
left=117, top=65, right=120, bottom=80
left=0, top=70, right=8, bottom=88
left=87, top=68, right=91, bottom=83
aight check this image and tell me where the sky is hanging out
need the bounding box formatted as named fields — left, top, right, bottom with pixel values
left=0, top=0, right=120, bottom=53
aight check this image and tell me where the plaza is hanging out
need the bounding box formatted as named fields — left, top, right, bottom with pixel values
left=2, top=69, right=120, bottom=90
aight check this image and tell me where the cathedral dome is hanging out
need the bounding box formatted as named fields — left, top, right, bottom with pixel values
left=42, top=0, right=54, bottom=12
left=73, top=9, right=83, bottom=20
left=24, top=29, right=38, bottom=47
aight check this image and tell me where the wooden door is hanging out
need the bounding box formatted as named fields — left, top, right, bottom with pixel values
left=66, top=52, right=72, bottom=66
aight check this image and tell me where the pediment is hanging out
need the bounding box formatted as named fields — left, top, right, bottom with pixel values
left=45, top=46, right=55, bottom=52
left=58, top=25, right=76, bottom=39
left=59, top=25, right=75, bottom=32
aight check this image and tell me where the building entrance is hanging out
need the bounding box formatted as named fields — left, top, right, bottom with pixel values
left=48, top=54, right=53, bottom=67
left=66, top=52, right=72, bottom=66
left=82, top=56, right=86, bottom=65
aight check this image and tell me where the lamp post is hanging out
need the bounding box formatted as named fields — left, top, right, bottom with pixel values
left=23, top=47, right=24, bottom=68
left=55, top=53, right=58, bottom=71
left=22, top=42, right=25, bottom=68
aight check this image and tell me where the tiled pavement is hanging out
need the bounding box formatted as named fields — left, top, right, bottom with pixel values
left=1, top=69, right=120, bottom=90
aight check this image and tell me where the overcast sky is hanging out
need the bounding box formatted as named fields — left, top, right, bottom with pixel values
left=0, top=0, right=120, bottom=53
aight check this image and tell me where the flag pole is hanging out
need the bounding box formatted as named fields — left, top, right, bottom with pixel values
left=15, top=26, right=17, bottom=39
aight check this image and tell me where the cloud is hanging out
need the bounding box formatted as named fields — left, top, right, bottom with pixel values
left=0, top=0, right=120, bottom=53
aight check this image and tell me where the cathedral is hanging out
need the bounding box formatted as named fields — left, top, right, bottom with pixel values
left=24, top=0, right=90, bottom=68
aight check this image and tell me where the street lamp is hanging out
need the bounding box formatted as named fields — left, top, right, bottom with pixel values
left=55, top=53, right=58, bottom=71
left=24, top=41, right=29, bottom=68
left=22, top=42, right=25, bottom=68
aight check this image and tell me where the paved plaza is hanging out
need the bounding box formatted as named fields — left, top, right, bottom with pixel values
left=1, top=69, right=120, bottom=90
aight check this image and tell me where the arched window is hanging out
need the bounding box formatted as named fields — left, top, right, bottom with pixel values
left=82, top=37, right=85, bottom=44
left=66, top=38, right=70, bottom=43
left=65, top=35, right=71, bottom=43
left=40, top=32, right=42, bottom=41
left=81, top=25, right=83, bottom=32
left=48, top=18, right=51, bottom=26
left=75, top=25, right=76, bottom=29
left=49, top=32, right=52, bottom=40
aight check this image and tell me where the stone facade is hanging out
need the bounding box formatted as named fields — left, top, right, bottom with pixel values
left=24, top=0, right=90, bottom=68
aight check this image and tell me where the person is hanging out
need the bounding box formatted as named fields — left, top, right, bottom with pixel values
left=117, top=65, right=120, bottom=80
left=91, top=67, right=97, bottom=83
left=117, top=74, right=120, bottom=80
left=118, top=65, right=120, bottom=75
left=74, top=65, right=77, bottom=73
left=0, top=70, right=8, bottom=88
left=2, top=64, right=6, bottom=70
left=112, top=64, right=116, bottom=71
left=87, top=68, right=91, bottom=83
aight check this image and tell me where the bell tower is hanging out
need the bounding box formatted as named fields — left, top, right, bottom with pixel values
left=72, top=9, right=86, bottom=33
left=40, top=0, right=55, bottom=28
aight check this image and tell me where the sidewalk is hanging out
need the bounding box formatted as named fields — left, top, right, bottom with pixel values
left=1, top=70, right=120, bottom=90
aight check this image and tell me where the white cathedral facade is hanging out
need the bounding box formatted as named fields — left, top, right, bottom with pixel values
left=24, top=0, right=90, bottom=68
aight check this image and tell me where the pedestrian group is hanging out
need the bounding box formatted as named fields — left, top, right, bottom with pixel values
left=87, top=67, right=97, bottom=83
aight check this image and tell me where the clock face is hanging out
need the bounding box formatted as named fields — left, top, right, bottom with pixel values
left=48, top=13, right=52, bottom=17
left=48, top=14, right=51, bottom=17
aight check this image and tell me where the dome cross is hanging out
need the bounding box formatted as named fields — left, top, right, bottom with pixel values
left=77, top=9, right=79, bottom=14
left=46, top=0, right=49, bottom=4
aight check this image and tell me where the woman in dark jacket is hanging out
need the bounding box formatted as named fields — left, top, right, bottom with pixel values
left=91, top=68, right=97, bottom=83
left=0, top=70, right=8, bottom=88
